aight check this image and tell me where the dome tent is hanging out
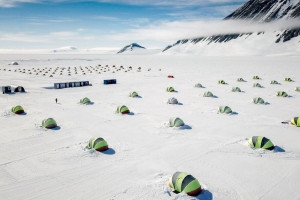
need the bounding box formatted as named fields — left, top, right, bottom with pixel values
left=253, top=83, right=262, bottom=88
left=218, top=80, right=226, bottom=84
left=87, top=137, right=108, bottom=152
left=129, top=91, right=138, bottom=97
left=167, top=97, right=178, bottom=104
left=253, top=97, right=265, bottom=104
left=295, top=87, right=300, bottom=92
left=253, top=76, right=260, bottom=80
left=166, top=87, right=175, bottom=92
left=42, top=118, right=57, bottom=129
left=218, top=106, right=232, bottom=114
left=169, top=117, right=184, bottom=127
left=11, top=105, right=24, bottom=114
left=248, top=136, right=275, bottom=150
left=290, top=117, right=300, bottom=127
left=276, top=91, right=288, bottom=97
left=194, top=83, right=202, bottom=88
left=270, top=80, right=279, bottom=84
left=11, top=62, right=18, bottom=65
left=203, top=91, right=213, bottom=97
left=169, top=172, right=201, bottom=196
left=116, top=105, right=130, bottom=114
left=285, top=78, right=292, bottom=82
left=232, top=87, right=241, bottom=92
left=237, top=78, right=244, bottom=82
left=11, top=86, right=25, bottom=92
left=80, top=97, right=91, bottom=104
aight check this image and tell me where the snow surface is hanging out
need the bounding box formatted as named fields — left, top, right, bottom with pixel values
left=1, top=54, right=300, bottom=200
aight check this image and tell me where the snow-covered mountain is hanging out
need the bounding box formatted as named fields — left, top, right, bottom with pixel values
left=117, top=43, right=146, bottom=54
left=51, top=46, right=78, bottom=53
left=163, top=0, right=300, bottom=55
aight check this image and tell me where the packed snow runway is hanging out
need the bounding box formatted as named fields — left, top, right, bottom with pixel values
left=1, top=54, right=300, bottom=200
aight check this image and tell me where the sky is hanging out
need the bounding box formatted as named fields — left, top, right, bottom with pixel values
left=0, top=0, right=249, bottom=50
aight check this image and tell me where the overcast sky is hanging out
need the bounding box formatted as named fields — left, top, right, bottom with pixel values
left=0, top=0, right=248, bottom=50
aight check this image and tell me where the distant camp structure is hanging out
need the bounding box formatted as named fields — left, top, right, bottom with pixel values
left=10, top=62, right=19, bottom=65
left=203, top=91, right=213, bottom=97
left=116, top=105, right=130, bottom=114
left=232, top=87, right=241, bottom=92
left=42, top=118, right=57, bottom=129
left=248, top=136, right=275, bottom=150
left=237, top=78, right=245, bottom=82
left=168, top=75, right=174, bottom=78
left=270, top=80, right=279, bottom=84
left=253, top=76, right=260, bottom=80
left=11, top=105, right=24, bottom=114
left=54, top=81, right=89, bottom=89
left=169, top=117, right=184, bottom=127
left=104, top=79, right=117, bottom=85
left=218, top=80, right=226, bottom=84
left=253, top=83, right=262, bottom=88
left=167, top=97, right=178, bottom=104
left=129, top=91, right=139, bottom=97
left=166, top=87, right=175, bottom=92
left=169, top=172, right=202, bottom=196
left=252, top=97, right=265, bottom=104
left=87, top=137, right=108, bottom=152
left=194, top=83, right=202, bottom=88
left=1, top=86, right=12, bottom=94
left=11, top=85, right=25, bottom=92
left=290, top=117, right=300, bottom=127
left=285, top=78, right=292, bottom=82
left=218, top=106, right=232, bottom=114
left=80, top=97, right=91, bottom=104
left=276, top=91, right=288, bottom=97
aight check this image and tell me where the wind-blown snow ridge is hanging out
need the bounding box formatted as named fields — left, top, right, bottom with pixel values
left=163, top=0, right=300, bottom=54
left=117, top=43, right=146, bottom=54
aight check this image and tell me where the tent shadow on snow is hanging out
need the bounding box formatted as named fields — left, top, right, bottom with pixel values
left=86, top=102, right=94, bottom=105
left=127, top=112, right=135, bottom=115
left=193, top=189, right=213, bottom=200
left=102, top=148, right=116, bottom=155
left=179, top=125, right=192, bottom=130
left=19, top=112, right=27, bottom=115
left=230, top=112, right=238, bottom=115
left=273, top=146, right=285, bottom=153
left=51, top=126, right=61, bottom=130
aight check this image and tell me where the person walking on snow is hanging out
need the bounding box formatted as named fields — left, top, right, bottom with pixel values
left=55, top=98, right=57, bottom=103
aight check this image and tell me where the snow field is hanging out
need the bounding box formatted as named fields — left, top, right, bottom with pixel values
left=0, top=54, right=300, bottom=200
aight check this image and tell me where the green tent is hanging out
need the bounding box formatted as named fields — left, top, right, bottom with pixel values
left=218, top=106, right=232, bottom=114
left=276, top=91, right=288, bottom=97
left=11, top=105, right=24, bottom=114
left=167, top=97, right=178, bottom=104
left=295, top=87, right=300, bottom=92
left=194, top=83, right=202, bottom=88
left=87, top=137, right=108, bottom=152
left=232, top=87, right=241, bottom=92
left=116, top=105, right=130, bottom=114
left=169, top=172, right=202, bottom=196
left=218, top=80, right=226, bottom=84
left=285, top=78, right=292, bottom=82
left=237, top=78, right=244, bottom=82
left=270, top=80, right=279, bottom=84
left=203, top=91, right=213, bottom=97
left=169, top=117, right=184, bottom=127
left=253, top=83, right=262, bottom=88
left=166, top=87, right=175, bottom=92
left=42, top=118, right=57, bottom=129
left=253, top=97, right=265, bottom=104
left=80, top=97, right=91, bottom=104
left=291, top=117, right=300, bottom=127
left=253, top=76, right=260, bottom=80
left=129, top=91, right=139, bottom=97
left=248, top=136, right=274, bottom=150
